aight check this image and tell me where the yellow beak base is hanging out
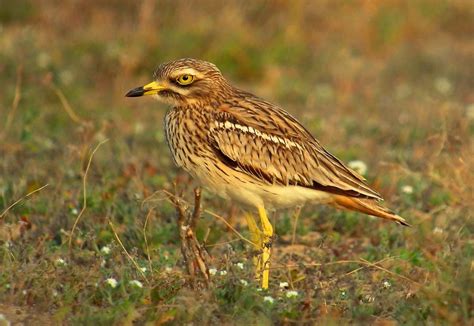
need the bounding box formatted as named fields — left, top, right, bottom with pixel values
left=125, top=81, right=165, bottom=97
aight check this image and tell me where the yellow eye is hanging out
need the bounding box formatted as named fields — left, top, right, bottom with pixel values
left=176, top=74, right=194, bottom=85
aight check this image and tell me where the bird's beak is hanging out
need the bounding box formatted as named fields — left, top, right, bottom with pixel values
left=125, top=81, right=166, bottom=97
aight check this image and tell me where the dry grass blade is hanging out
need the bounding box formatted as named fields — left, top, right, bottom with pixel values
left=291, top=206, right=302, bottom=245
left=1, top=65, right=23, bottom=139
left=143, top=208, right=154, bottom=273
left=329, top=256, right=395, bottom=284
left=109, top=219, right=149, bottom=284
left=273, top=256, right=420, bottom=285
left=271, top=258, right=381, bottom=270
left=68, top=139, right=109, bottom=250
left=205, top=238, right=242, bottom=248
left=50, top=82, right=87, bottom=125
left=0, top=184, right=49, bottom=219
left=359, top=258, right=421, bottom=285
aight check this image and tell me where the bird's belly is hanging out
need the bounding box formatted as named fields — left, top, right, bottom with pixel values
left=185, top=156, right=331, bottom=209
left=249, top=184, right=332, bottom=209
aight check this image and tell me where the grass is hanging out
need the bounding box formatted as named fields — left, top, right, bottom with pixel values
left=0, top=1, right=473, bottom=324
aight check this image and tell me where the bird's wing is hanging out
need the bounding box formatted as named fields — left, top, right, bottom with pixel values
left=208, top=98, right=382, bottom=200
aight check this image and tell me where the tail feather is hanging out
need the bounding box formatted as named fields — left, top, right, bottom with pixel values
left=332, top=195, right=410, bottom=227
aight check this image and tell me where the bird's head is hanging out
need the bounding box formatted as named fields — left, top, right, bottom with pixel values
left=126, top=58, right=231, bottom=106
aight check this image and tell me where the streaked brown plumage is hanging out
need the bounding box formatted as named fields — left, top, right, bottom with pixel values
left=126, top=58, right=409, bottom=288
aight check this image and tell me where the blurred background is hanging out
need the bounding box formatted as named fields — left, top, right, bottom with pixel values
left=0, top=1, right=472, bottom=324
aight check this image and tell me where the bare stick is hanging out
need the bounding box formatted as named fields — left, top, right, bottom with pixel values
left=0, top=184, right=49, bottom=219
left=68, top=139, right=109, bottom=250
left=165, top=188, right=210, bottom=286
left=191, top=187, right=201, bottom=229
left=165, top=191, right=195, bottom=279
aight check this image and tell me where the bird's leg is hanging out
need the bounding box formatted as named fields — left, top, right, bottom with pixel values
left=244, top=213, right=263, bottom=279
left=258, top=206, right=273, bottom=289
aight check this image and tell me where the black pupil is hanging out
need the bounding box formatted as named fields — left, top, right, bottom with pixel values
left=182, top=75, right=188, bottom=81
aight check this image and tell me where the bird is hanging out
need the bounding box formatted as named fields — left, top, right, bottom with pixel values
left=126, top=58, right=409, bottom=289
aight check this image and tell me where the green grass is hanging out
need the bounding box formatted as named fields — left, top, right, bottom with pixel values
left=0, top=1, right=473, bottom=324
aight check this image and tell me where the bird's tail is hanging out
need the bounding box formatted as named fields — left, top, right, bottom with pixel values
left=331, top=195, right=410, bottom=227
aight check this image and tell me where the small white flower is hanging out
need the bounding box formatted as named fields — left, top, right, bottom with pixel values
left=219, top=270, right=227, bottom=276
left=348, top=160, right=368, bottom=176
left=129, top=280, right=143, bottom=288
left=279, top=281, right=289, bottom=289
left=105, top=278, right=118, bottom=288
left=466, top=103, right=474, bottom=120
left=256, top=288, right=263, bottom=292
left=383, top=280, right=391, bottom=289
left=101, top=246, right=111, bottom=255
left=22, top=290, right=27, bottom=295
left=209, top=268, right=217, bottom=276
left=100, top=260, right=106, bottom=267
left=401, top=185, right=414, bottom=194
left=434, top=77, right=452, bottom=95
left=433, top=227, right=444, bottom=235
left=37, top=52, right=51, bottom=68
left=165, top=266, right=172, bottom=272
left=236, top=262, right=244, bottom=270
left=140, top=267, right=147, bottom=273
left=59, top=70, right=74, bottom=86
left=52, top=290, right=58, bottom=297
left=286, top=290, right=298, bottom=298
left=263, top=296, right=274, bottom=304
left=0, top=313, right=10, bottom=326
left=70, top=207, right=79, bottom=215
left=240, top=279, right=248, bottom=286
left=55, top=258, right=67, bottom=266
left=363, top=294, right=375, bottom=303
left=134, top=122, right=144, bottom=134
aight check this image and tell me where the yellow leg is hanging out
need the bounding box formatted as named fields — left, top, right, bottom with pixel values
left=244, top=213, right=262, bottom=248
left=244, top=213, right=263, bottom=278
left=257, top=206, right=273, bottom=289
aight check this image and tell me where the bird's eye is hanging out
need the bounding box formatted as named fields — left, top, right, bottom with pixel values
left=176, top=74, right=194, bottom=85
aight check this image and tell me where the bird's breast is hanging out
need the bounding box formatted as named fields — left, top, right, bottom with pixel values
left=164, top=106, right=213, bottom=170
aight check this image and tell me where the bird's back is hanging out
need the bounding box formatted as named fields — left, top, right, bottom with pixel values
left=165, top=88, right=379, bottom=200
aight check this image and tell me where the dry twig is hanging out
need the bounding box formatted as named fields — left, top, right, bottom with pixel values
left=165, top=187, right=210, bottom=288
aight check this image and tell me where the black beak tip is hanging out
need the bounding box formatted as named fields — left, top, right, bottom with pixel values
left=125, top=87, right=145, bottom=97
